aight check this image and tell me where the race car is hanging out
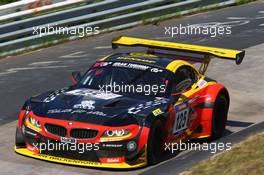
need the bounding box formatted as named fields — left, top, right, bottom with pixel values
left=15, top=36, right=245, bottom=168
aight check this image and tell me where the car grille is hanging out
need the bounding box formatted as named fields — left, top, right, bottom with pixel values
left=70, top=128, right=98, bottom=139
left=45, top=123, right=67, bottom=137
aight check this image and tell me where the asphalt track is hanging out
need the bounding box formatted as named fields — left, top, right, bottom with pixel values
left=0, top=1, right=264, bottom=175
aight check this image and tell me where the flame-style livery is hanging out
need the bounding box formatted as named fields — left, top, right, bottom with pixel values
left=15, top=36, right=245, bottom=168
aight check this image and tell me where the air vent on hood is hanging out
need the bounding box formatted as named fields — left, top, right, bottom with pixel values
left=104, top=99, right=122, bottom=108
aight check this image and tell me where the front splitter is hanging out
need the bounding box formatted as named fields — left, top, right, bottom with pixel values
left=14, top=146, right=147, bottom=169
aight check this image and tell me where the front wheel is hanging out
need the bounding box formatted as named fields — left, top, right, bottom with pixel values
left=210, top=93, right=229, bottom=140
left=147, top=120, right=164, bottom=165
left=15, top=127, right=25, bottom=147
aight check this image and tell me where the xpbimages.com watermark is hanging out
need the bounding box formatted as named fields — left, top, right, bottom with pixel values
left=32, top=24, right=100, bottom=37
left=164, top=24, right=232, bottom=38
left=165, top=140, right=232, bottom=154
left=98, top=82, right=166, bottom=96
left=32, top=141, right=100, bottom=154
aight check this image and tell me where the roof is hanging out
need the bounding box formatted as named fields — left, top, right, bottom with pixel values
left=98, top=52, right=196, bottom=73
left=100, top=52, right=174, bottom=68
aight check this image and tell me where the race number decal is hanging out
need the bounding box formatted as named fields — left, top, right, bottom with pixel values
left=173, top=103, right=190, bottom=134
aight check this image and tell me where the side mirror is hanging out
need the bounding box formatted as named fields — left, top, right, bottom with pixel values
left=71, top=71, right=82, bottom=85
left=172, top=79, right=193, bottom=94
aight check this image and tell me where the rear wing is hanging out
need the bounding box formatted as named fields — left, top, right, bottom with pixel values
left=112, top=36, right=245, bottom=65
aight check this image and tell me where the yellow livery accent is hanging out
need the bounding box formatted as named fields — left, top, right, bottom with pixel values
left=116, top=56, right=156, bottom=63
left=175, top=76, right=217, bottom=102
left=191, top=134, right=211, bottom=139
left=15, top=146, right=147, bottom=169
left=166, top=60, right=196, bottom=73
left=182, top=81, right=217, bottom=99
left=129, top=52, right=158, bottom=58
left=112, top=36, right=245, bottom=65
left=99, top=54, right=114, bottom=61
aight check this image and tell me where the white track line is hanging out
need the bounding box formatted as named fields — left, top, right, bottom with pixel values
left=0, top=66, right=67, bottom=76
left=93, top=46, right=112, bottom=49
left=60, top=51, right=89, bottom=58
left=226, top=17, right=249, bottom=20
left=28, top=61, right=61, bottom=66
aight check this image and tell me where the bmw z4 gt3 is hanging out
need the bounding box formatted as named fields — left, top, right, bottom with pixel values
left=15, top=36, right=245, bottom=168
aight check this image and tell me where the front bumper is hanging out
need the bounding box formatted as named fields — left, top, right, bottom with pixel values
left=16, top=111, right=150, bottom=169
left=15, top=145, right=147, bottom=169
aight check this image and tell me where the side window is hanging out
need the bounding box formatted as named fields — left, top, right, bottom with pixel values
left=183, top=66, right=198, bottom=83
left=172, top=66, right=197, bottom=93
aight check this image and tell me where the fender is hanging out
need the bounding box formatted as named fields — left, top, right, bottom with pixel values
left=203, top=83, right=230, bottom=105
left=191, top=83, right=230, bottom=138
left=142, top=106, right=173, bottom=150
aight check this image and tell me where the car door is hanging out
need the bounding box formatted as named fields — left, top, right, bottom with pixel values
left=171, top=66, right=198, bottom=136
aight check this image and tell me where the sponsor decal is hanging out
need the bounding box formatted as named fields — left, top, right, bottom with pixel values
left=105, top=157, right=124, bottom=163
left=197, top=79, right=207, bottom=88
left=128, top=98, right=169, bottom=114
left=71, top=109, right=107, bottom=116
left=37, top=154, right=102, bottom=165
left=152, top=108, right=164, bottom=116
left=150, top=68, right=163, bottom=73
left=116, top=56, right=156, bottom=63
left=173, top=102, right=190, bottom=135
left=47, top=109, right=72, bottom=114
left=43, top=87, right=68, bottom=103
left=61, top=137, right=76, bottom=144
left=178, top=103, right=187, bottom=110
left=93, top=62, right=112, bottom=67
left=47, top=108, right=107, bottom=116
left=101, top=143, right=123, bottom=148
left=112, top=62, right=149, bottom=70
left=73, top=100, right=95, bottom=110
left=66, top=89, right=122, bottom=100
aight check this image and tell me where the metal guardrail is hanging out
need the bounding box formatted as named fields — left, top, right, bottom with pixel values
left=0, top=0, right=237, bottom=57
left=0, top=0, right=38, bottom=16
left=0, top=0, right=81, bottom=21
left=0, top=0, right=149, bottom=35
left=0, top=0, right=50, bottom=16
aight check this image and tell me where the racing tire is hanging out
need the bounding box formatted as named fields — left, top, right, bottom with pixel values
left=210, top=93, right=229, bottom=140
left=15, top=127, right=25, bottom=147
left=147, top=120, right=164, bottom=165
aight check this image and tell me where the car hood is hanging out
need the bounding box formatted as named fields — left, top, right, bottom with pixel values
left=30, top=88, right=170, bottom=126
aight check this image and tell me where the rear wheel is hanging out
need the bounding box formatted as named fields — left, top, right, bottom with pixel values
left=147, top=120, right=164, bottom=165
left=210, top=93, right=229, bottom=140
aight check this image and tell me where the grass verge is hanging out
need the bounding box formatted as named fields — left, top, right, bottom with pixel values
left=0, top=0, right=17, bottom=5
left=183, top=133, right=264, bottom=175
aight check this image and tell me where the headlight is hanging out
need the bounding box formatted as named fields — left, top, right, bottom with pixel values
left=25, top=116, right=42, bottom=132
left=103, top=129, right=130, bottom=138
left=28, top=117, right=41, bottom=128
left=26, top=116, right=41, bottom=130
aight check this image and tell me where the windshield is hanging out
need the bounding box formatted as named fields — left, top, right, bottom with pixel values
left=79, top=62, right=171, bottom=97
